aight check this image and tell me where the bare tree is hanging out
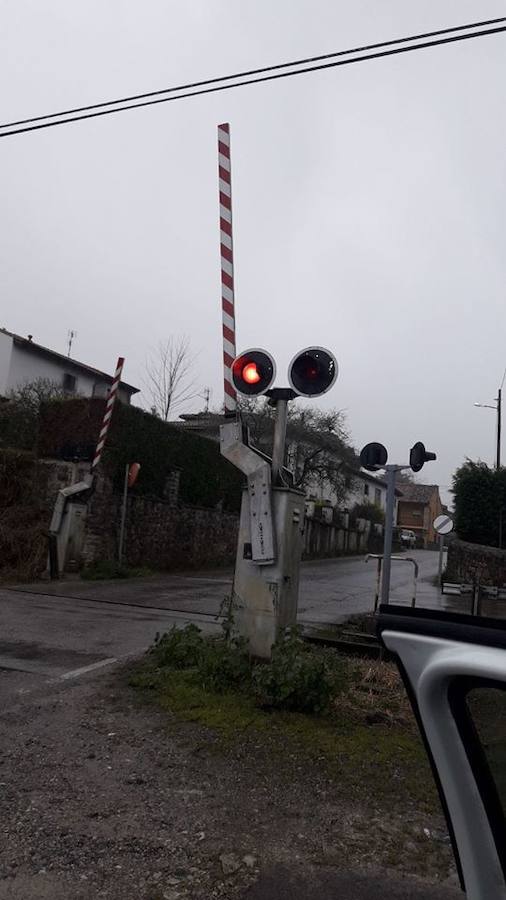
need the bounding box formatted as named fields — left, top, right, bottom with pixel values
left=144, top=336, right=197, bottom=420
left=239, top=398, right=360, bottom=505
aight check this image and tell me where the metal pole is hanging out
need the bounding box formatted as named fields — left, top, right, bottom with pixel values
left=118, top=464, right=129, bottom=567
left=271, top=399, right=288, bottom=485
left=380, top=466, right=397, bottom=606
left=438, top=533, right=444, bottom=587
left=374, top=556, right=382, bottom=612
left=497, top=388, right=502, bottom=469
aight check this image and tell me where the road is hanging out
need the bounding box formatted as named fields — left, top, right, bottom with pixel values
left=0, top=551, right=444, bottom=699
left=0, top=550, right=460, bottom=698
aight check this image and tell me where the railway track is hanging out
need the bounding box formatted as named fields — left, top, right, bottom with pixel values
left=5, top=587, right=386, bottom=659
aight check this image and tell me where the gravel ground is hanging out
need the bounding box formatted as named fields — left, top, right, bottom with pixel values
left=0, top=667, right=461, bottom=899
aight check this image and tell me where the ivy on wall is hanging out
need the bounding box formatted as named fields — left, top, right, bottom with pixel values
left=39, top=399, right=244, bottom=512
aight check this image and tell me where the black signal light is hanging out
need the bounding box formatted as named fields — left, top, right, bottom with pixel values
left=288, top=346, right=338, bottom=398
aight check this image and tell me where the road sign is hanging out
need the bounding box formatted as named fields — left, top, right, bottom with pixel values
left=434, top=514, right=454, bottom=535
left=128, top=463, right=141, bottom=488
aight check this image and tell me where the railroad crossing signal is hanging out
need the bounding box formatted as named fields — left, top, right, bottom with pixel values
left=231, top=346, right=337, bottom=400
left=410, top=441, right=437, bottom=472
left=360, top=442, right=388, bottom=471
left=359, top=438, right=437, bottom=609
left=231, top=349, right=276, bottom=396
left=288, top=347, right=338, bottom=398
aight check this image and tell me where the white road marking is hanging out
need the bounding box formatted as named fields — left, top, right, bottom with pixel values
left=60, top=657, right=117, bottom=680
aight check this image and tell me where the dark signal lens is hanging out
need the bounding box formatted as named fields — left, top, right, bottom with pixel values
left=288, top=347, right=338, bottom=397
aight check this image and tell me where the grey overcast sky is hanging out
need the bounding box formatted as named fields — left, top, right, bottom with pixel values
left=1, top=1, right=506, bottom=503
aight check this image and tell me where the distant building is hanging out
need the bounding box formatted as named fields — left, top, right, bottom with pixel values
left=178, top=410, right=403, bottom=519
left=344, top=470, right=403, bottom=523
left=396, top=483, right=443, bottom=548
left=0, top=329, right=139, bottom=404
left=178, top=411, right=222, bottom=440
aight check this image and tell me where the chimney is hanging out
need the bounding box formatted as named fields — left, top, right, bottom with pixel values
left=27, top=334, right=33, bottom=342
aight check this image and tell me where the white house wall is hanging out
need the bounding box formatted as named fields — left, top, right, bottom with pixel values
left=0, top=331, right=14, bottom=395
left=345, top=478, right=387, bottom=511
left=6, top=344, right=98, bottom=396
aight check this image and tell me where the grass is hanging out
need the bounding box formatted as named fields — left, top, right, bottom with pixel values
left=129, top=629, right=437, bottom=813
left=81, top=560, right=154, bottom=580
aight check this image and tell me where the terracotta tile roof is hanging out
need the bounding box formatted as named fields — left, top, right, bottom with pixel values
left=398, top=483, right=440, bottom=504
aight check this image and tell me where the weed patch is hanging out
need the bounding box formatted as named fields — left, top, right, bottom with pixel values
left=81, top=560, right=153, bottom=580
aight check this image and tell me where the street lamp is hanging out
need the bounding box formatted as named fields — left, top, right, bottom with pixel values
left=474, top=391, right=502, bottom=470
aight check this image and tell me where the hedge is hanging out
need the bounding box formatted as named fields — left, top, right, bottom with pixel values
left=0, top=449, right=48, bottom=580
left=452, top=460, right=506, bottom=547
left=38, top=399, right=243, bottom=512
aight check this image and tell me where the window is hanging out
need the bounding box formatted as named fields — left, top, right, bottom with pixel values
left=449, top=679, right=506, bottom=877
left=364, top=483, right=369, bottom=496
left=92, top=382, right=108, bottom=398
left=375, top=488, right=381, bottom=506
left=62, top=372, right=76, bottom=393
left=466, top=686, right=506, bottom=820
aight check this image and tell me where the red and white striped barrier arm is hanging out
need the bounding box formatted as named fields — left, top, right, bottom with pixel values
left=91, top=356, right=125, bottom=471
left=218, top=123, right=237, bottom=416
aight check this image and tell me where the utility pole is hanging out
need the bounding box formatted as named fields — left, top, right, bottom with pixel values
left=497, top=387, right=501, bottom=470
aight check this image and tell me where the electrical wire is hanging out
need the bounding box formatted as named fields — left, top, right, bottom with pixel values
left=3, top=15, right=505, bottom=131
left=1, top=19, right=505, bottom=138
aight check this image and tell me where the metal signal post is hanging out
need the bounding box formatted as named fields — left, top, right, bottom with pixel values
left=221, top=346, right=338, bottom=657
left=360, top=440, right=437, bottom=608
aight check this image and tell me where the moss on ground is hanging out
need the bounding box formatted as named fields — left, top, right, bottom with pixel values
left=130, top=650, right=437, bottom=814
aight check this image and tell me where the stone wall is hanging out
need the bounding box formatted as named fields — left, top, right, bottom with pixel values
left=447, top=538, right=506, bottom=586
left=302, top=517, right=383, bottom=558
left=81, top=475, right=384, bottom=571
left=36, top=459, right=90, bottom=512
left=124, top=498, right=238, bottom=570
left=81, top=472, right=239, bottom=571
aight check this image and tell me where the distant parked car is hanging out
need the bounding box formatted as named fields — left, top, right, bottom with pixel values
left=400, top=529, right=416, bottom=550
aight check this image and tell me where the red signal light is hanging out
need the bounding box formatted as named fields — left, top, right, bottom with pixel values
left=242, top=363, right=261, bottom=385
left=231, top=349, right=276, bottom=396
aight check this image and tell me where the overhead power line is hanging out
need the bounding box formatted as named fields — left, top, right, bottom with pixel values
left=1, top=17, right=505, bottom=138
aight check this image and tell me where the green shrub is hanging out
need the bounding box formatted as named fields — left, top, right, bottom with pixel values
left=198, top=636, right=250, bottom=693
left=252, top=628, right=344, bottom=714
left=81, top=560, right=152, bottom=580
left=350, top=502, right=385, bottom=525
left=151, top=624, right=205, bottom=669
left=146, top=624, right=345, bottom=716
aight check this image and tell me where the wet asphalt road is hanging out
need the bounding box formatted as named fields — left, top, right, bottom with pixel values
left=0, top=549, right=474, bottom=700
